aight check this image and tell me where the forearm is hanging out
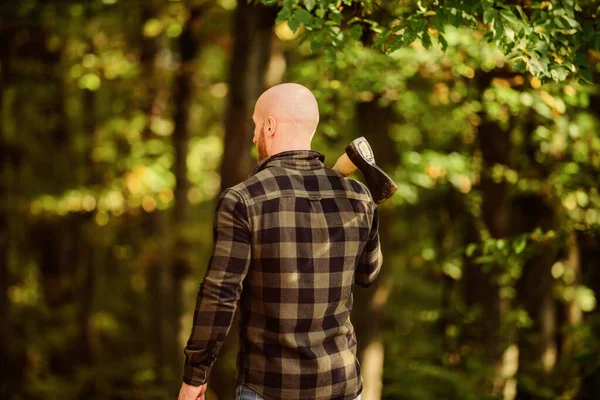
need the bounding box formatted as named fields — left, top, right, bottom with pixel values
left=355, top=207, right=382, bottom=288
left=182, top=188, right=251, bottom=385
left=182, top=280, right=238, bottom=385
left=355, top=243, right=383, bottom=287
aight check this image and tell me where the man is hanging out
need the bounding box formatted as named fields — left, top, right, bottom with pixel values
left=178, top=83, right=382, bottom=400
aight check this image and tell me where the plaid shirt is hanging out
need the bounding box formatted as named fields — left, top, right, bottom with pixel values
left=183, top=150, right=382, bottom=400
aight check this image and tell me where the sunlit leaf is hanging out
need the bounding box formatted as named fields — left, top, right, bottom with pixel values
left=304, top=0, right=315, bottom=12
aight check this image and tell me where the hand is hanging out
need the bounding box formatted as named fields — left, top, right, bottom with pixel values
left=178, top=382, right=207, bottom=400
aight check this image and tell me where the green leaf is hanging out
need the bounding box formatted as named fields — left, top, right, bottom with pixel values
left=362, top=0, right=374, bottom=12
left=294, top=8, right=313, bottom=26
left=403, top=27, right=418, bottom=45
left=483, top=9, right=497, bottom=24
left=515, top=5, right=529, bottom=23
left=532, top=37, right=548, bottom=55
left=310, top=39, right=323, bottom=52
left=500, top=9, right=520, bottom=27
left=492, top=17, right=504, bottom=40
left=386, top=35, right=403, bottom=53
left=315, top=7, right=326, bottom=19
left=439, top=34, right=448, bottom=51
left=392, top=22, right=408, bottom=33
left=275, top=8, right=292, bottom=23
left=304, top=0, right=316, bottom=12
left=374, top=28, right=392, bottom=47
left=288, top=17, right=299, bottom=33
left=466, top=243, right=477, bottom=257
left=513, top=236, right=527, bottom=254
left=349, top=24, right=363, bottom=40
left=450, top=9, right=461, bottom=27
left=330, top=10, right=343, bottom=24
left=298, top=32, right=310, bottom=46
left=512, top=59, right=527, bottom=73
left=474, top=255, right=495, bottom=264
left=421, top=31, right=431, bottom=49
left=552, top=67, right=569, bottom=81
left=528, top=55, right=545, bottom=76
left=310, top=31, right=324, bottom=52
left=324, top=46, right=336, bottom=62
left=580, top=68, right=593, bottom=82
left=431, top=15, right=445, bottom=33
left=505, top=26, right=515, bottom=41
left=411, top=15, right=426, bottom=31
left=563, top=16, right=580, bottom=29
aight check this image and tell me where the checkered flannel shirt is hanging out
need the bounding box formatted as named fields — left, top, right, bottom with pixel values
left=183, top=150, right=382, bottom=400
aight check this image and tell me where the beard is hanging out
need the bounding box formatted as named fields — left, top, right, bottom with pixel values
left=257, top=124, right=268, bottom=162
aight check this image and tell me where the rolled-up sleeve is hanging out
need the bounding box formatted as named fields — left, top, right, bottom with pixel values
left=355, top=206, right=382, bottom=288
left=182, top=188, right=251, bottom=386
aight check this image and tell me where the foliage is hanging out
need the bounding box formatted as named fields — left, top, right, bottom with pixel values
left=258, top=0, right=600, bottom=82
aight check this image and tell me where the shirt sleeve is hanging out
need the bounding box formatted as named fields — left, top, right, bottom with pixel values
left=355, top=206, right=383, bottom=288
left=182, top=188, right=252, bottom=386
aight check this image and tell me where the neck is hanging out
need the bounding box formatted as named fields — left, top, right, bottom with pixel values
left=269, top=140, right=312, bottom=156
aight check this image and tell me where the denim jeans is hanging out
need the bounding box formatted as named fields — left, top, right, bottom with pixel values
left=235, top=385, right=362, bottom=400
left=235, top=385, right=263, bottom=400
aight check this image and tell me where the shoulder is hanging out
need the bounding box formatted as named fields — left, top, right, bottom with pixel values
left=348, top=179, right=376, bottom=206
left=322, top=167, right=375, bottom=205
left=214, top=186, right=247, bottom=215
left=225, top=168, right=283, bottom=205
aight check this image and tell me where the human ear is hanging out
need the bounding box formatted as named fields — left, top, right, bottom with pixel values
left=266, top=116, right=276, bottom=137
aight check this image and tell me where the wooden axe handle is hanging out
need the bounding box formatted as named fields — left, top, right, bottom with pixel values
left=332, top=153, right=357, bottom=176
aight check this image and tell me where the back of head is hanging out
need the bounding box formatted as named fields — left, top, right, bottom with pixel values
left=253, top=83, right=320, bottom=158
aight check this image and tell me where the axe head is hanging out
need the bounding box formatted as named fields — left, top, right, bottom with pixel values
left=345, top=137, right=398, bottom=205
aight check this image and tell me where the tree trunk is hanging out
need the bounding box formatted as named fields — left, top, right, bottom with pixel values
left=575, top=230, right=600, bottom=399
left=76, top=80, right=99, bottom=398
left=0, top=23, right=13, bottom=398
left=438, top=189, right=464, bottom=363
left=556, top=230, right=582, bottom=387
left=0, top=146, right=9, bottom=400
left=170, top=3, right=208, bottom=386
left=352, top=99, right=398, bottom=400
left=145, top=210, right=172, bottom=383
left=219, top=0, right=277, bottom=190
left=136, top=0, right=178, bottom=385
left=80, top=102, right=96, bottom=367
left=463, top=77, right=513, bottom=397
left=512, top=195, right=559, bottom=400
left=509, top=112, right=561, bottom=399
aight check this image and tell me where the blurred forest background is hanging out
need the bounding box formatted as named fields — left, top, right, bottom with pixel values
left=1, top=0, right=600, bottom=399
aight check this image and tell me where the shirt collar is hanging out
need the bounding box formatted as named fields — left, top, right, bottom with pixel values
left=248, top=150, right=326, bottom=178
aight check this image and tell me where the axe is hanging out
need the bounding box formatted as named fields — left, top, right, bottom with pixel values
left=332, top=137, right=398, bottom=205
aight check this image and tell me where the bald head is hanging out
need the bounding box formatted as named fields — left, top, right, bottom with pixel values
left=252, top=83, right=320, bottom=161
